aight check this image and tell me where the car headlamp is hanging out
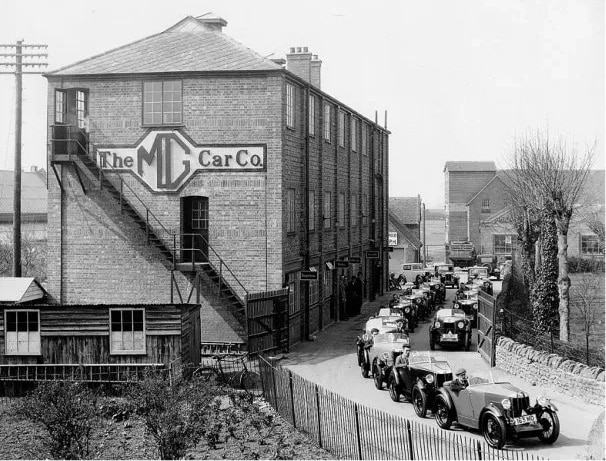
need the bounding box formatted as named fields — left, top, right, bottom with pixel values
left=537, top=396, right=556, bottom=410
left=405, top=308, right=410, bottom=313
left=501, top=398, right=512, bottom=410
left=454, top=303, right=460, bottom=308
left=382, top=352, right=390, bottom=360
left=457, top=321, right=465, bottom=329
left=434, top=321, right=441, bottom=328
left=425, top=374, right=434, bottom=384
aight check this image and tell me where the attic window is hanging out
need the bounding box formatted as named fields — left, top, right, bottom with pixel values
left=143, top=81, right=182, bottom=125
left=481, top=198, right=490, bottom=212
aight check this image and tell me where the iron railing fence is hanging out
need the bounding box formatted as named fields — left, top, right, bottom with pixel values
left=499, top=307, right=605, bottom=368
left=258, top=355, right=546, bottom=461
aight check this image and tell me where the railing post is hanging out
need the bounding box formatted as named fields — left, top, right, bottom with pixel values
left=288, top=370, right=296, bottom=428
left=120, top=179, right=123, bottom=213
left=315, top=384, right=322, bottom=448
left=146, top=210, right=149, bottom=243
left=173, top=233, right=176, bottom=270
left=354, top=403, right=363, bottom=460
left=219, top=262, right=223, bottom=297
left=406, top=420, right=415, bottom=460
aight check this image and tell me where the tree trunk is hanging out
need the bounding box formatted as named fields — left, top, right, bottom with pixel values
left=556, top=223, right=571, bottom=342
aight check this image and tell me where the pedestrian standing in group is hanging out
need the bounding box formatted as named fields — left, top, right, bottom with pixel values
left=354, top=272, right=364, bottom=315
left=346, top=275, right=357, bottom=318
left=339, top=275, right=348, bottom=320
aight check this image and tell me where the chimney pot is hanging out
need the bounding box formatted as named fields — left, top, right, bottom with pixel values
left=290, top=47, right=295, bottom=53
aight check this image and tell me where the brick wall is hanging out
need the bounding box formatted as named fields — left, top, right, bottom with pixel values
left=495, top=336, right=605, bottom=406
left=467, top=177, right=508, bottom=251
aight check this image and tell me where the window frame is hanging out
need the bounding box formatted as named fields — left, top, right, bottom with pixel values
left=142, top=80, right=183, bottom=127
left=308, top=94, right=315, bottom=137
left=581, top=234, right=603, bottom=255
left=54, top=89, right=66, bottom=124
left=361, top=124, right=368, bottom=156
left=287, top=272, right=301, bottom=315
left=351, top=117, right=358, bottom=152
left=4, top=309, right=40, bottom=356
left=286, top=83, right=295, bottom=129
left=323, top=104, right=331, bottom=142
left=323, top=265, right=334, bottom=298
left=287, top=188, right=296, bottom=234
left=308, top=190, right=316, bottom=232
left=308, top=266, right=319, bottom=306
left=481, top=198, right=491, bottom=213
left=351, top=193, right=358, bottom=227
left=109, top=308, right=146, bottom=355
left=337, top=192, right=345, bottom=228
left=493, top=234, right=515, bottom=254
left=338, top=110, right=345, bottom=147
left=324, top=191, right=332, bottom=229
left=76, top=90, right=88, bottom=129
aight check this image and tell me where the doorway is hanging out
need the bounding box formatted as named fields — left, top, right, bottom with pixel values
left=181, top=196, right=209, bottom=263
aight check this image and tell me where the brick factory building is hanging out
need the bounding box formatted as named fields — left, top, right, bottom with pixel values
left=44, top=14, right=389, bottom=351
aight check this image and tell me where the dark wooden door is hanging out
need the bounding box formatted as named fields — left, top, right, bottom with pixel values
left=181, top=196, right=209, bottom=263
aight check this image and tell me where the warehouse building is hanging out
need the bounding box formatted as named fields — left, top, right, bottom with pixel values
left=43, top=14, right=389, bottom=352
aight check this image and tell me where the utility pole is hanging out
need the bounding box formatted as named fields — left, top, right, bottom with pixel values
left=0, top=40, right=48, bottom=277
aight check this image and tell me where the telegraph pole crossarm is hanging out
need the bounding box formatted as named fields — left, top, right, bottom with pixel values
left=0, top=40, right=48, bottom=277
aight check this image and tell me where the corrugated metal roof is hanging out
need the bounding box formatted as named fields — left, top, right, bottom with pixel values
left=0, top=170, right=47, bottom=215
left=0, top=277, right=46, bottom=303
left=390, top=197, right=420, bottom=225
left=46, top=16, right=282, bottom=76
left=443, top=161, right=497, bottom=172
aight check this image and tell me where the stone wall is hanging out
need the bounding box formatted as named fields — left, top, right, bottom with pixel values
left=495, top=336, right=605, bottom=405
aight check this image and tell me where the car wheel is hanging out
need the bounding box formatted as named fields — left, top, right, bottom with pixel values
left=361, top=351, right=370, bottom=378
left=482, top=413, right=507, bottom=449
left=373, top=361, right=383, bottom=390
left=412, top=385, right=428, bottom=418
left=388, top=373, right=401, bottom=402
left=434, top=395, right=453, bottom=429
left=537, top=410, right=560, bottom=444
left=429, top=337, right=435, bottom=350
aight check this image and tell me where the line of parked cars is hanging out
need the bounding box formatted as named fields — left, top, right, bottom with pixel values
left=355, top=293, right=561, bottom=450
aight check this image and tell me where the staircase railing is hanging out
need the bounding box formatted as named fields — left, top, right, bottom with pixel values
left=50, top=124, right=249, bottom=306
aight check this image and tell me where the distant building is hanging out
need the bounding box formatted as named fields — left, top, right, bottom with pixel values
left=424, top=208, right=446, bottom=263
left=0, top=167, right=47, bottom=243
left=388, top=196, right=422, bottom=274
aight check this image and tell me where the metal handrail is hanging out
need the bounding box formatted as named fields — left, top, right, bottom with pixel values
left=51, top=124, right=249, bottom=303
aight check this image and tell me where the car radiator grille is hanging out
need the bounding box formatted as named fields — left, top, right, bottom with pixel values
left=443, top=322, right=456, bottom=331
left=436, top=373, right=452, bottom=387
left=511, top=395, right=530, bottom=417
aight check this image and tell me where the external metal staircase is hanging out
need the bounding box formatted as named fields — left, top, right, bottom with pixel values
left=49, top=125, right=248, bottom=342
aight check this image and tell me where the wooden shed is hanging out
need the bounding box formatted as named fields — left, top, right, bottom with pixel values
left=0, top=303, right=201, bottom=369
left=0, top=278, right=47, bottom=304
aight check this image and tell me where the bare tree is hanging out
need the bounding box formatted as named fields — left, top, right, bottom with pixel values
left=571, top=272, right=604, bottom=364
left=506, top=132, right=594, bottom=341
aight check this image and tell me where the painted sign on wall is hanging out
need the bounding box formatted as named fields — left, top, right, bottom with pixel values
left=96, top=130, right=266, bottom=191
left=389, top=231, right=398, bottom=246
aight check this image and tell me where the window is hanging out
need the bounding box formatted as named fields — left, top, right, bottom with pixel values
left=143, top=80, right=182, bottom=125
left=286, top=83, right=295, bottom=129
left=308, top=94, right=315, bottom=136
left=5, top=310, right=40, bottom=355
left=309, top=191, right=315, bottom=231
left=482, top=198, right=490, bottom=212
left=361, top=124, right=368, bottom=155
left=338, top=193, right=345, bottom=228
left=494, top=234, right=515, bottom=254
left=323, top=266, right=334, bottom=297
left=324, top=191, right=332, bottom=229
left=351, top=118, right=358, bottom=152
left=110, top=309, right=145, bottom=354
left=76, top=90, right=88, bottom=129
left=309, top=266, right=319, bottom=305
left=338, top=110, right=345, bottom=147
left=363, top=194, right=369, bottom=226
left=323, top=104, right=331, bottom=141
left=351, top=194, right=358, bottom=227
left=55, top=90, right=66, bottom=124
left=287, top=189, right=296, bottom=233
left=191, top=200, right=209, bottom=231
left=287, top=272, right=300, bottom=315
left=581, top=234, right=603, bottom=255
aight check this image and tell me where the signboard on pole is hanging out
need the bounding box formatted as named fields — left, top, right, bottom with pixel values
left=300, top=270, right=318, bottom=281
left=366, top=250, right=380, bottom=259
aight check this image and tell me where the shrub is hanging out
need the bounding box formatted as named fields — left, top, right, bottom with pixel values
left=16, top=381, right=98, bottom=459
left=568, top=256, right=605, bottom=273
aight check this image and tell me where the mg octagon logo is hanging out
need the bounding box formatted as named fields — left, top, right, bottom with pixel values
left=96, top=130, right=266, bottom=192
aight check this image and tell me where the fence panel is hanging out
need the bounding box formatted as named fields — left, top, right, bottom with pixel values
left=258, top=355, right=547, bottom=461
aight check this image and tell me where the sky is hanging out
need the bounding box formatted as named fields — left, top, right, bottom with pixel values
left=0, top=0, right=603, bottom=208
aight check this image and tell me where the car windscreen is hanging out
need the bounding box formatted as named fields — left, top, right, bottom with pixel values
left=373, top=332, right=409, bottom=344
left=435, top=309, right=466, bottom=318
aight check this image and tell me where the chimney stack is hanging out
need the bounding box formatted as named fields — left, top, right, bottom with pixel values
left=286, top=47, right=322, bottom=89
left=196, top=12, right=227, bottom=32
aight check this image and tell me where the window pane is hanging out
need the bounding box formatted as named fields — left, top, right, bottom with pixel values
left=17, top=312, right=28, bottom=332
left=133, top=310, right=144, bottom=331
left=6, top=311, right=16, bottom=332
left=28, top=311, right=39, bottom=332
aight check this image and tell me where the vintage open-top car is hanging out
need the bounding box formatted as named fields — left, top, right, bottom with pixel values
left=424, top=279, right=446, bottom=304
left=453, top=291, right=479, bottom=328
left=429, top=308, right=472, bottom=351
left=409, top=290, right=431, bottom=320
left=388, top=351, right=452, bottom=418
left=467, top=266, right=494, bottom=295
left=389, top=295, right=418, bottom=332
left=366, top=306, right=409, bottom=335
left=367, top=332, right=411, bottom=390
left=434, top=376, right=560, bottom=449
left=434, top=263, right=460, bottom=288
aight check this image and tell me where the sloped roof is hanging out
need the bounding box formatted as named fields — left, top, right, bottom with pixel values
left=390, top=197, right=420, bottom=225
left=0, top=277, right=46, bottom=303
left=46, top=16, right=282, bottom=76
left=443, top=161, right=496, bottom=173
left=0, top=170, right=47, bottom=215
left=388, top=211, right=422, bottom=249
left=466, top=175, right=507, bottom=206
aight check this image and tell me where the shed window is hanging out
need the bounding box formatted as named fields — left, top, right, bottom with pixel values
left=143, top=81, right=182, bottom=125
left=110, top=309, right=145, bottom=354
left=5, top=310, right=40, bottom=355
